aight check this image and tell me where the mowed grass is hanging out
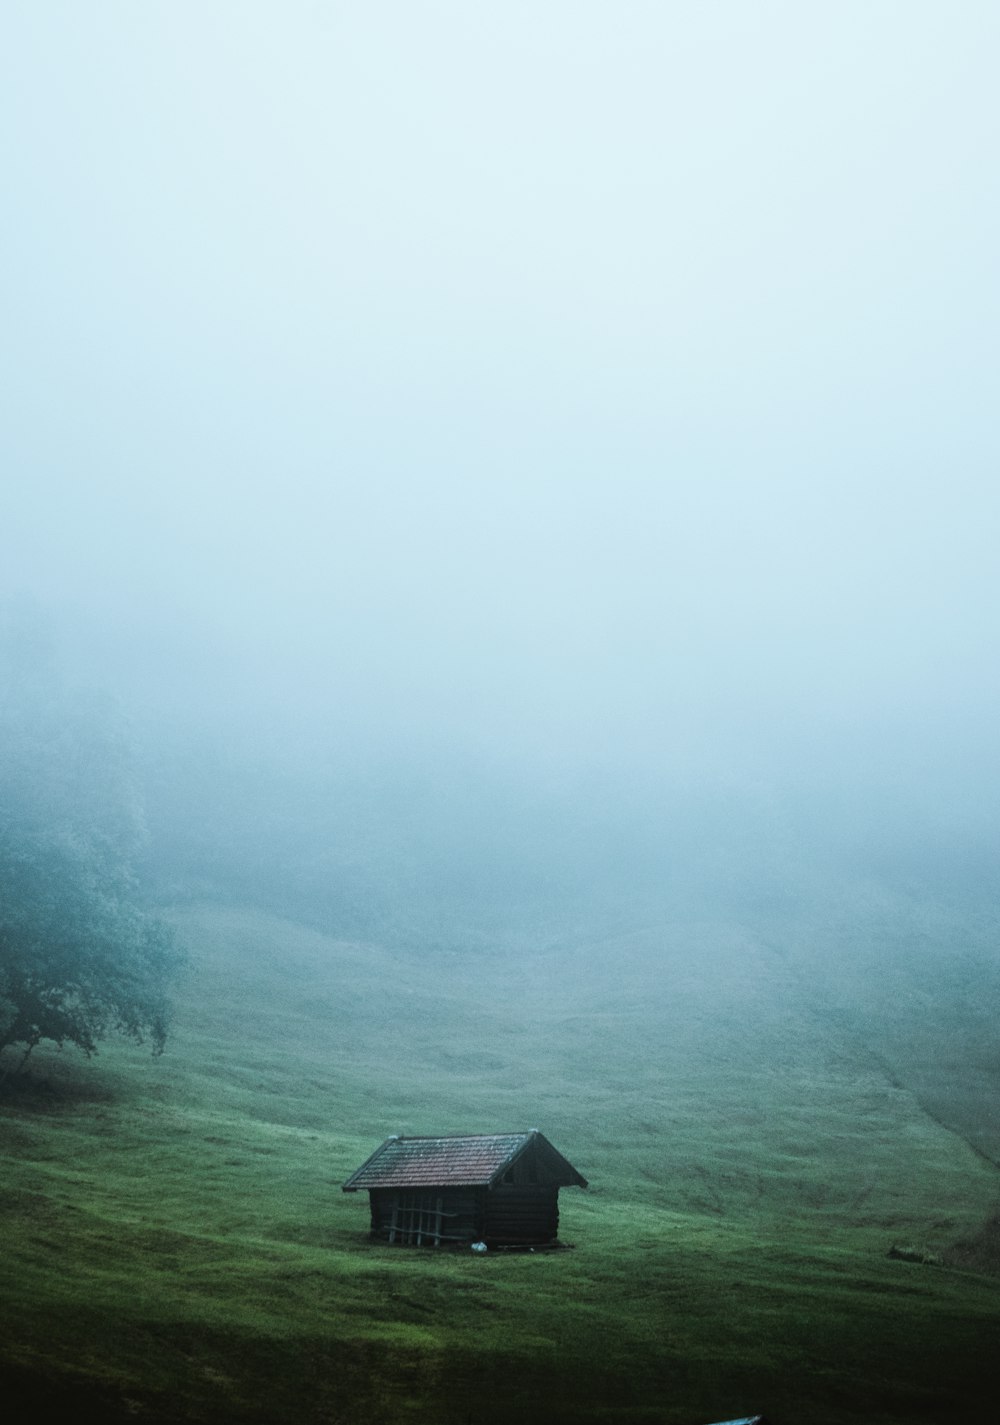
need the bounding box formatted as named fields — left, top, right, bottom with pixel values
left=1, top=905, right=999, bottom=1423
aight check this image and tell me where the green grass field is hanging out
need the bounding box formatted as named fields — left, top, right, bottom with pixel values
left=2, top=904, right=998, bottom=1423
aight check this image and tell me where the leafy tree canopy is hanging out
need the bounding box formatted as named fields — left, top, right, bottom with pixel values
left=0, top=606, right=182, bottom=1067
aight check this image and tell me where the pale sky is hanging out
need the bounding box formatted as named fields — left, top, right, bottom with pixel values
left=2, top=2, right=998, bottom=774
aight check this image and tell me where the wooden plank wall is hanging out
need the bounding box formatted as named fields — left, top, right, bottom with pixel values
left=368, top=1181, right=562, bottom=1246
left=369, top=1188, right=483, bottom=1244
left=484, top=1185, right=559, bottom=1245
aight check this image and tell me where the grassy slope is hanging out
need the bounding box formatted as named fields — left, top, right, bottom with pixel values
left=1, top=904, right=998, bottom=1424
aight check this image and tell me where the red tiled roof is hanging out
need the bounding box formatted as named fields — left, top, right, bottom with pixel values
left=342, top=1131, right=587, bottom=1191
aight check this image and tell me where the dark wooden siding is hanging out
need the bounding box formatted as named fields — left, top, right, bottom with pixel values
left=365, top=1139, right=576, bottom=1247
left=369, top=1188, right=484, bottom=1244
left=484, top=1184, right=559, bottom=1245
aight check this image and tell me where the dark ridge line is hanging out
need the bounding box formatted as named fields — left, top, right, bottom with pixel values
left=866, top=1049, right=1000, bottom=1175
left=782, top=971, right=1000, bottom=1177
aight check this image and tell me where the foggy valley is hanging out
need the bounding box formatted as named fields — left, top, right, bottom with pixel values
left=3, top=4, right=1000, bottom=1422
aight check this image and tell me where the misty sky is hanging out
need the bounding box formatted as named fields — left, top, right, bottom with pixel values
left=3, top=2, right=998, bottom=778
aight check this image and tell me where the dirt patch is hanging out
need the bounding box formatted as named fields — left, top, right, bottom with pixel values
left=887, top=1243, right=941, bottom=1266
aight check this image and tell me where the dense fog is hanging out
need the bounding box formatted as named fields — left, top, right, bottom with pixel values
left=7, top=19, right=1000, bottom=1421
left=3, top=2, right=999, bottom=951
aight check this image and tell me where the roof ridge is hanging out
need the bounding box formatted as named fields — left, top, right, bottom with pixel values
left=391, top=1130, right=533, bottom=1141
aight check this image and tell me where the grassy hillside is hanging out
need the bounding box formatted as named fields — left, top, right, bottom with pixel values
left=2, top=904, right=998, bottom=1423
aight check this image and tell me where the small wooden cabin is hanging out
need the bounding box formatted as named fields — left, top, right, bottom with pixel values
left=342, top=1130, right=587, bottom=1247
